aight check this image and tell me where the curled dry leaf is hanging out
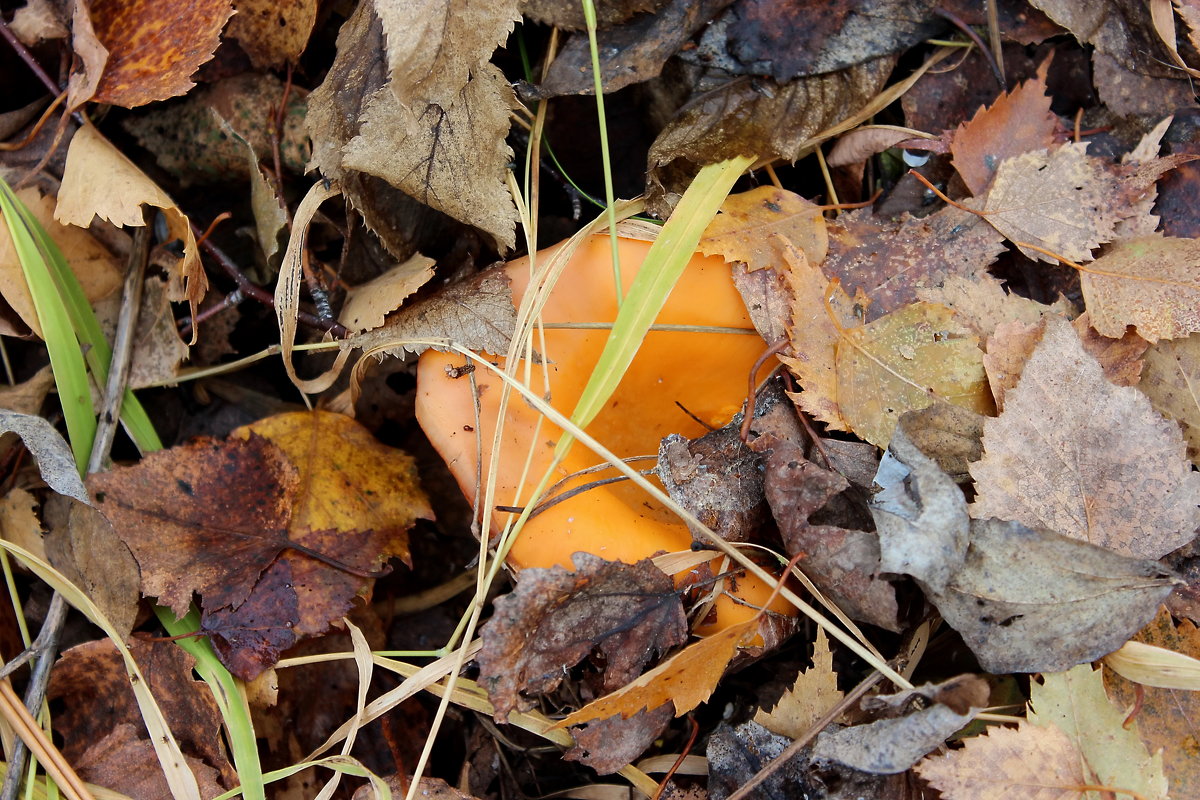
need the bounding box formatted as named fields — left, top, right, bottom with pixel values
left=339, top=253, right=436, bottom=333
left=56, top=126, right=204, bottom=325
left=970, top=316, right=1200, bottom=560
left=477, top=553, right=688, bottom=723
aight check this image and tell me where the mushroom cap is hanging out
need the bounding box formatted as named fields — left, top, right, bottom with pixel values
left=417, top=234, right=789, bottom=628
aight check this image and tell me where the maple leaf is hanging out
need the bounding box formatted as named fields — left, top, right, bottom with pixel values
left=969, top=316, right=1200, bottom=560
left=1079, top=234, right=1200, bottom=342
left=949, top=58, right=1059, bottom=196
left=553, top=617, right=759, bottom=729
left=698, top=186, right=828, bottom=272
left=89, top=413, right=429, bottom=678
left=477, top=553, right=688, bottom=723
left=1029, top=665, right=1169, bottom=800
left=1139, top=333, right=1200, bottom=465
left=915, top=721, right=1086, bottom=800
left=1106, top=608, right=1200, bottom=798
left=821, top=205, right=1006, bottom=321
left=962, top=142, right=1188, bottom=263
left=753, top=628, right=842, bottom=739
left=72, top=0, right=234, bottom=108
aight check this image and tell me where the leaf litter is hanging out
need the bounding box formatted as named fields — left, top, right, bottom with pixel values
left=5, top=1, right=1200, bottom=798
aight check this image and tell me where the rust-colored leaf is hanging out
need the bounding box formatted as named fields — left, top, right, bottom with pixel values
left=226, top=0, right=317, bottom=68
left=80, top=0, right=234, bottom=108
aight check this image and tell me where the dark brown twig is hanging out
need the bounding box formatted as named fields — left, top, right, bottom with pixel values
left=934, top=7, right=1006, bottom=91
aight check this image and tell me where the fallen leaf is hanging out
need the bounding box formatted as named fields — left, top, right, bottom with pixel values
left=1029, top=664, right=1169, bottom=800
left=49, top=638, right=235, bottom=787
left=834, top=301, right=992, bottom=447
left=94, top=276, right=188, bottom=390
left=719, top=0, right=940, bottom=81
left=813, top=676, right=989, bottom=775
left=554, top=616, right=759, bottom=728
left=915, top=721, right=1086, bottom=800
left=927, top=518, right=1176, bottom=674
left=753, top=627, right=843, bottom=739
left=699, top=186, right=828, bottom=273
left=826, top=126, right=929, bottom=168
left=521, top=0, right=664, bottom=29
left=950, top=58, right=1059, bottom=196
left=89, top=413, right=429, bottom=678
left=970, top=316, right=1200, bottom=560
left=1029, top=0, right=1178, bottom=77
left=820, top=206, right=1006, bottom=321
left=963, top=142, right=1189, bottom=262
left=892, top=402, right=984, bottom=482
left=76, top=0, right=234, bottom=108
left=346, top=268, right=517, bottom=361
left=531, top=0, right=732, bottom=98
left=340, top=254, right=436, bottom=333
left=565, top=705, right=673, bottom=775
left=10, top=0, right=67, bottom=45
left=0, top=186, right=121, bottom=338
left=1139, top=332, right=1200, bottom=465
left=982, top=319, right=1044, bottom=410
left=1072, top=311, right=1148, bottom=386
left=74, top=724, right=225, bottom=800
left=916, top=273, right=1074, bottom=341
left=1080, top=234, right=1200, bottom=342
left=1105, top=608, right=1200, bottom=798
left=648, top=57, right=894, bottom=215
left=226, top=0, right=317, bottom=67
left=0, top=488, right=43, bottom=561
left=477, top=553, right=688, bottom=723
left=0, top=409, right=88, bottom=503
left=56, top=126, right=204, bottom=324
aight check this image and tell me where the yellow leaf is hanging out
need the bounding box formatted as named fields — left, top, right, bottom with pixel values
left=753, top=627, right=842, bottom=738
left=698, top=186, right=828, bottom=272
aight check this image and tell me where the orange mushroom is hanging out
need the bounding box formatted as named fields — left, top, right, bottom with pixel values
left=416, top=234, right=791, bottom=630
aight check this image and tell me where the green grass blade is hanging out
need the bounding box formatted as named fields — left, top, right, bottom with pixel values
left=579, top=0, right=622, bottom=304
left=560, top=155, right=753, bottom=448
left=0, top=183, right=95, bottom=468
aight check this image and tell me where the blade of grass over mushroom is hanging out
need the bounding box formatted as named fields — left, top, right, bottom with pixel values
left=0, top=180, right=95, bottom=467
left=559, top=155, right=754, bottom=446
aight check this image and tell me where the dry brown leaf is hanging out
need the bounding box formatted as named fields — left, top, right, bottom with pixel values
left=917, top=273, right=1074, bottom=341
left=821, top=205, right=1006, bottom=322
left=226, top=0, right=317, bottom=67
left=835, top=302, right=992, bottom=448
left=970, top=316, right=1200, bottom=560
left=1071, top=311, right=1148, bottom=386
left=78, top=0, right=234, bottom=108
left=963, top=142, right=1187, bottom=263
left=10, top=0, right=67, bottom=45
left=1139, top=333, right=1200, bottom=465
left=753, top=628, right=842, bottom=739
left=0, top=488, right=43, bottom=561
left=0, top=186, right=121, bottom=338
left=1080, top=234, right=1200, bottom=342
left=477, top=553, right=688, bottom=723
left=949, top=58, right=1058, bottom=196
left=826, top=126, right=927, bottom=168
left=983, top=319, right=1042, bottom=411
left=915, top=721, right=1085, bottom=800
left=339, top=254, right=435, bottom=332
left=94, top=276, right=188, bottom=389
left=56, top=126, right=204, bottom=324
left=1106, top=608, right=1200, bottom=797
left=74, top=724, right=225, bottom=800
left=698, top=186, right=828, bottom=272
left=554, top=617, right=759, bottom=729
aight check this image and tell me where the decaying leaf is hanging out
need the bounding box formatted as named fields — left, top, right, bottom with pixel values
left=1105, top=608, right=1200, bottom=797
left=94, top=276, right=188, bottom=390
left=89, top=412, right=429, bottom=678
left=477, top=553, right=688, bottom=723
left=74, top=725, right=225, bottom=800
left=753, top=628, right=842, bottom=739
left=813, top=676, right=989, bottom=775
left=873, top=430, right=1177, bottom=674
left=565, top=705, right=673, bottom=775
left=821, top=206, right=1006, bottom=321
left=1080, top=234, right=1200, bottom=342
left=915, top=721, right=1086, bottom=800
left=916, top=273, right=1074, bottom=341
left=1029, top=664, right=1169, bottom=800
left=226, top=0, right=317, bottom=67
left=554, top=617, right=759, bottom=729
left=346, top=268, right=517, bottom=360
left=76, top=0, right=234, bottom=108
left=699, top=186, right=828, bottom=273
left=970, top=316, right=1200, bottom=560
left=339, top=254, right=436, bottom=333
